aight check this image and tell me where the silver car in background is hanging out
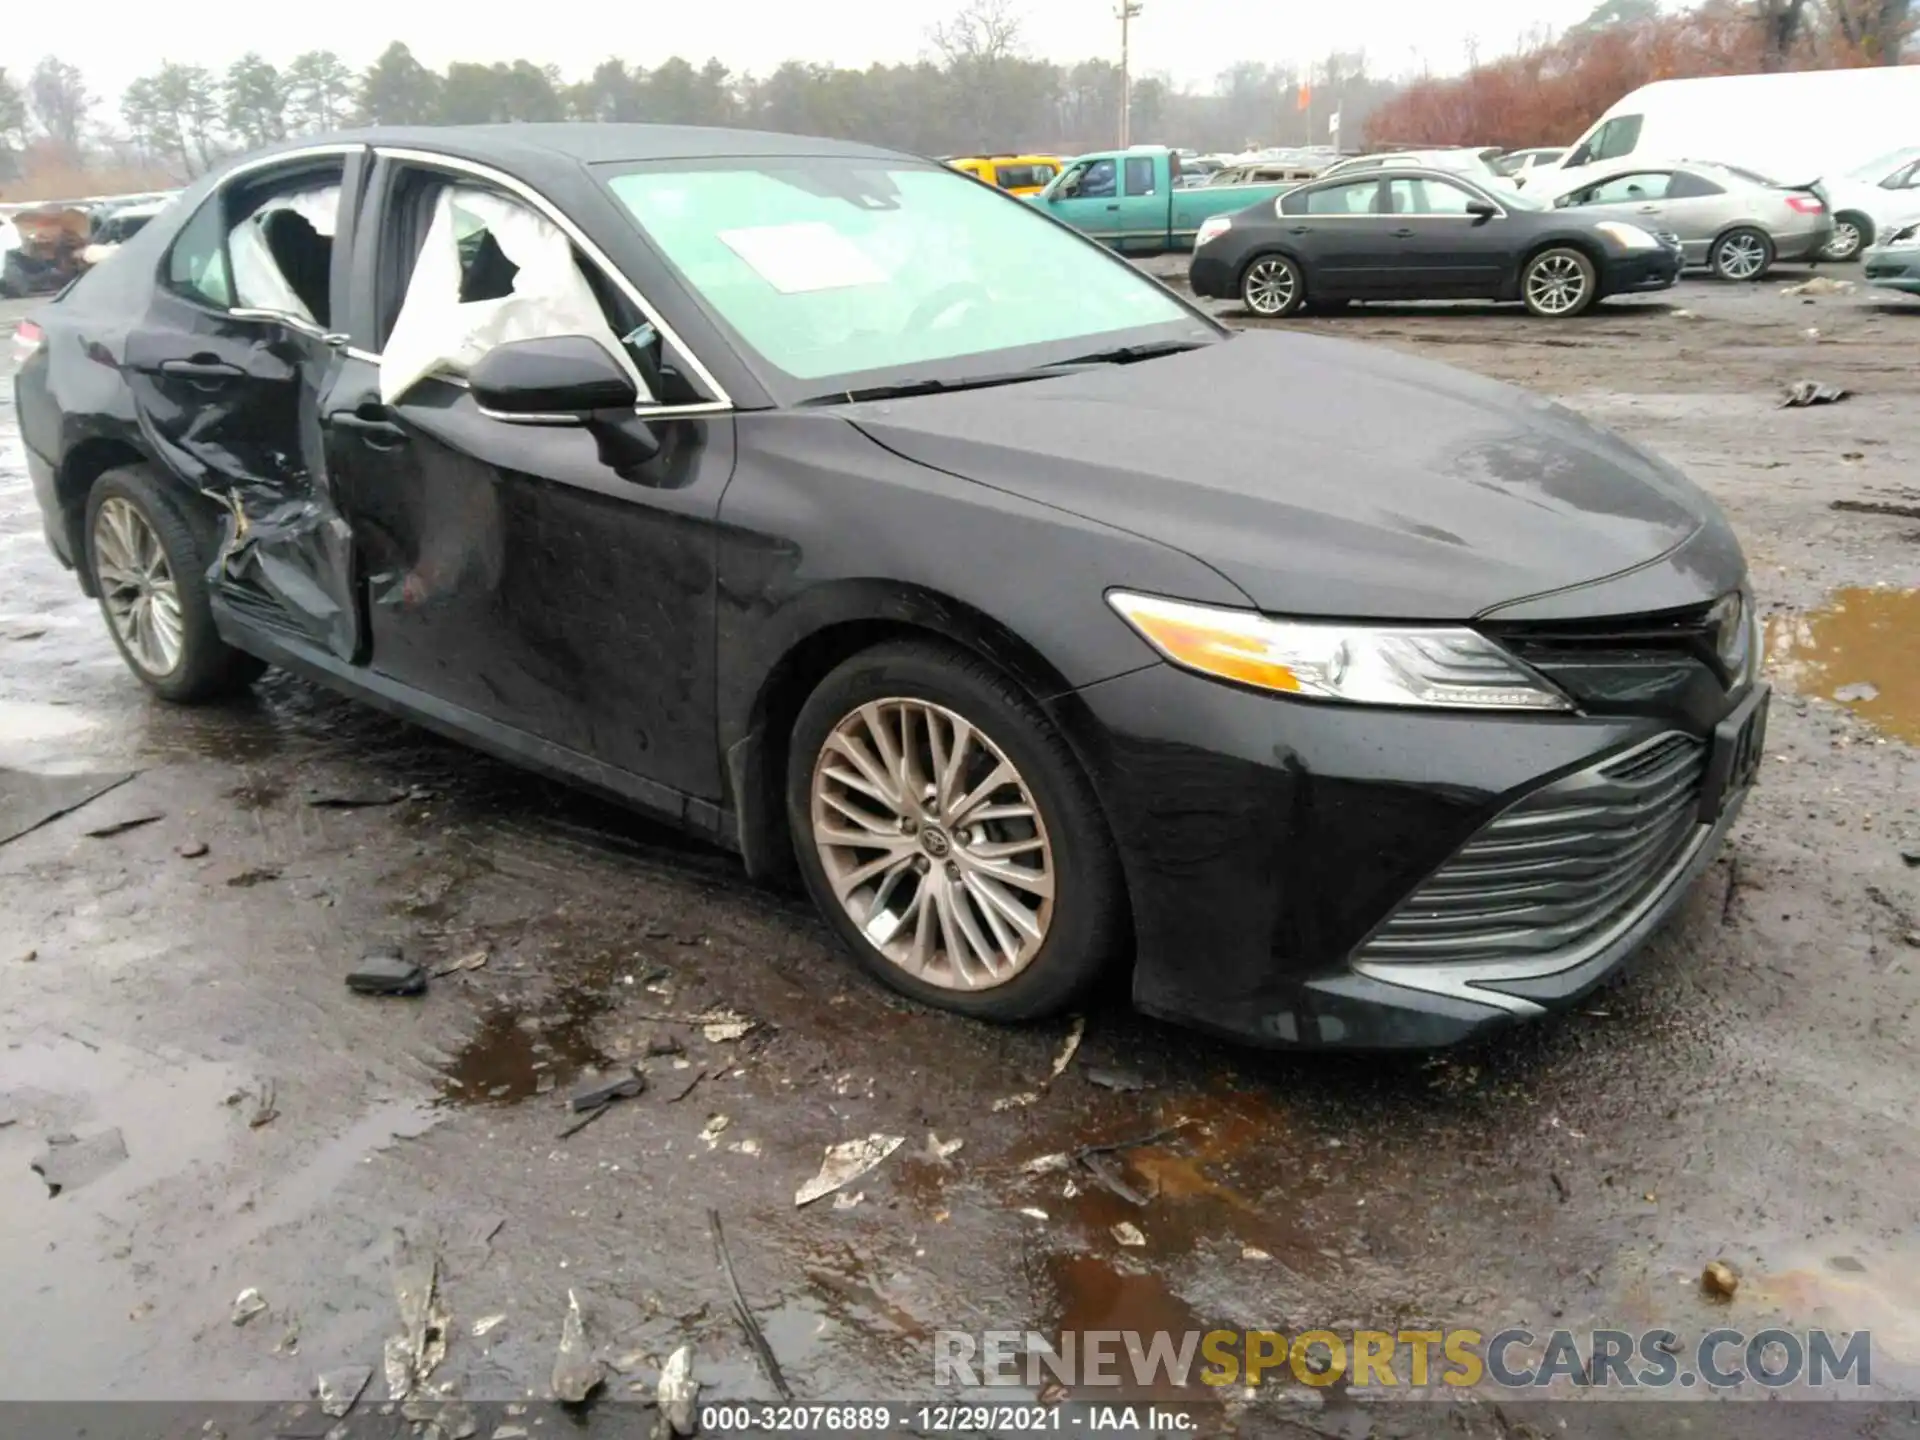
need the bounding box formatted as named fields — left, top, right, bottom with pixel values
left=1818, top=146, right=1920, bottom=260
left=1540, top=159, right=1832, bottom=281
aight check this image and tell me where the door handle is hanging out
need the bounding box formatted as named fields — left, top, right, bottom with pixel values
left=1287, top=225, right=1310, bottom=235
left=328, top=410, right=409, bottom=450
left=1105, top=203, right=1120, bottom=211
left=1636, top=204, right=1660, bottom=213
left=159, top=356, right=243, bottom=381
left=1390, top=227, right=1416, bottom=237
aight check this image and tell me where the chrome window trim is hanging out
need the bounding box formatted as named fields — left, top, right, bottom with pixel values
left=371, top=145, right=735, bottom=413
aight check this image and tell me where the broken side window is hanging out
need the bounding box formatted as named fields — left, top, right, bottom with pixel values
left=380, top=185, right=649, bottom=406
left=229, top=184, right=342, bottom=327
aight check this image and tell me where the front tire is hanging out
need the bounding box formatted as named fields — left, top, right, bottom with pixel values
left=1822, top=214, right=1868, bottom=262
left=1521, top=247, right=1597, bottom=317
left=84, top=466, right=266, bottom=703
left=1240, top=254, right=1306, bottom=317
left=786, top=640, right=1125, bottom=1022
left=1710, top=227, right=1774, bottom=282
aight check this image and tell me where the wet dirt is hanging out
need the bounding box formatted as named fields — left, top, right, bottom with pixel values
left=7, top=280, right=1920, bottom=1426
left=1768, top=587, right=1920, bottom=745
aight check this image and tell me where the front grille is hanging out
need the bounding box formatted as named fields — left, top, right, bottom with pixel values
left=1358, top=733, right=1707, bottom=965
left=1482, top=602, right=1739, bottom=715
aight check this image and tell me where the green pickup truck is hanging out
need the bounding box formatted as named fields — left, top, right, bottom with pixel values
left=1028, top=147, right=1297, bottom=255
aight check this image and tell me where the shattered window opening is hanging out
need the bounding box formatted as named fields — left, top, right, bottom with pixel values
left=229, top=183, right=342, bottom=327
left=379, top=183, right=649, bottom=407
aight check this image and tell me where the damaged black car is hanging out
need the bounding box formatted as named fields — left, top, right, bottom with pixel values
left=12, top=125, right=1767, bottom=1049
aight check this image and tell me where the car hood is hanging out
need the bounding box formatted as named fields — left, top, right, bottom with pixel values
left=846, top=330, right=1724, bottom=619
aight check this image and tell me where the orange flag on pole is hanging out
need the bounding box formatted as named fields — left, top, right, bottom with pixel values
left=1296, top=82, right=1312, bottom=111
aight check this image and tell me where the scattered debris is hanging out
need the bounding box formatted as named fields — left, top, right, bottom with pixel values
left=1021, top=1152, right=1070, bottom=1175
left=0, top=769, right=134, bottom=848
left=710, top=1209, right=793, bottom=1400
left=1085, top=1066, right=1149, bottom=1093
left=1702, top=1260, right=1740, bottom=1300
left=1071, top=1120, right=1192, bottom=1164
left=225, top=865, right=282, bottom=887
left=177, top=839, right=209, bottom=858
left=728, top=1137, right=761, bottom=1156
left=1242, top=1246, right=1271, bottom=1261
left=1833, top=682, right=1880, bottom=703
left=1080, top=1150, right=1149, bottom=1207
left=1018, top=1207, right=1050, bottom=1221
left=231, top=1288, right=268, bottom=1326
left=83, top=809, right=165, bottom=838
left=1781, top=276, right=1854, bottom=296
left=700, top=1114, right=731, bottom=1148
left=645, top=1032, right=686, bottom=1058
left=1550, top=1171, right=1571, bottom=1203
left=698, top=1009, right=757, bottom=1044
left=795, top=1133, right=905, bottom=1206
left=472, top=1314, right=507, bottom=1337
left=433, top=950, right=489, bottom=977
left=1829, top=1255, right=1866, bottom=1273
left=1111, top=1221, right=1147, bottom=1247
left=1781, top=379, right=1849, bottom=408
left=348, top=946, right=428, bottom=997
left=317, top=1365, right=373, bottom=1419
left=832, top=1190, right=864, bottom=1210
left=1831, top=498, right=1920, bottom=520
left=557, top=1105, right=613, bottom=1142
left=20, top=949, right=35, bottom=963
left=658, top=1345, right=699, bottom=1436
left=667, top=1068, right=708, bottom=1103
left=991, top=1092, right=1039, bottom=1112
left=385, top=1239, right=449, bottom=1400
left=302, top=783, right=412, bottom=809
left=570, top=1069, right=645, bottom=1113
left=463, top=1214, right=506, bottom=1249
left=1670, top=308, right=1698, bottom=319
left=925, top=1132, right=964, bottom=1162
left=1902, top=850, right=1920, bottom=868
left=30, top=1128, right=127, bottom=1196
left=550, top=1289, right=604, bottom=1405
left=249, top=1079, right=279, bottom=1129
left=1047, top=1015, right=1086, bottom=1083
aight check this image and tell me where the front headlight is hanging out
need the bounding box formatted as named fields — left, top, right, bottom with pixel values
left=1107, top=592, right=1572, bottom=711
left=1595, top=221, right=1660, bottom=251
left=1885, top=222, right=1920, bottom=249
left=1195, top=215, right=1232, bottom=248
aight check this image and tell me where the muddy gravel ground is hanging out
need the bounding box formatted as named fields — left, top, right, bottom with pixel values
left=2, top=273, right=1919, bottom=1438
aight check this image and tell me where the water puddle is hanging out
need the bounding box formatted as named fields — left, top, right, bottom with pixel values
left=437, top=998, right=613, bottom=1107
left=1768, top=587, right=1920, bottom=744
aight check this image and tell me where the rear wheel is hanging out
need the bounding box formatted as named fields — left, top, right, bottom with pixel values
left=787, top=640, right=1125, bottom=1022
left=1822, top=213, right=1868, bottom=262
left=1711, top=227, right=1773, bottom=282
left=1521, top=247, right=1597, bottom=317
left=84, top=467, right=266, bottom=703
left=1240, top=254, right=1306, bottom=317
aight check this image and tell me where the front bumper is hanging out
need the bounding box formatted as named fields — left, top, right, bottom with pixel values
left=1188, top=249, right=1236, bottom=300
left=1048, top=662, right=1758, bottom=1049
left=1862, top=245, right=1920, bottom=293
left=1601, top=248, right=1682, bottom=294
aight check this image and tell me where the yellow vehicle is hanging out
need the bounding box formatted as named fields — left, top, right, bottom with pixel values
left=946, top=155, right=1065, bottom=196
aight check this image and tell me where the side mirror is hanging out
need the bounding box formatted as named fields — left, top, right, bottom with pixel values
left=1466, top=199, right=1498, bottom=220
left=469, top=334, right=660, bottom=471
left=469, top=334, right=638, bottom=418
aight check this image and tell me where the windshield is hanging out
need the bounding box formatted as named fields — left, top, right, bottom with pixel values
left=1497, top=184, right=1548, bottom=211
left=604, top=157, right=1210, bottom=399
left=1845, top=146, right=1920, bottom=182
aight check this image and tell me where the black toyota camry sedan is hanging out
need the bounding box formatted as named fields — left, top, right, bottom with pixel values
left=13, top=125, right=1765, bottom=1049
left=1188, top=166, right=1684, bottom=317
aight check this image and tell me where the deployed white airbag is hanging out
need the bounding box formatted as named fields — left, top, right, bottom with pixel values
left=229, top=184, right=340, bottom=322
left=380, top=186, right=646, bottom=405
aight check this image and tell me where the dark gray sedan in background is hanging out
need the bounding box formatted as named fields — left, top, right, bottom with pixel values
left=13, top=124, right=1765, bottom=1049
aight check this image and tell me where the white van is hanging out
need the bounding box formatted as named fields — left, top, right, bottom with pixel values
left=1532, top=68, right=1920, bottom=192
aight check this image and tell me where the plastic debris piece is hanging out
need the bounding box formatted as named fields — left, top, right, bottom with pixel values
left=317, top=1365, right=373, bottom=1418
left=833, top=1190, right=865, bottom=1210
left=926, top=1132, right=964, bottom=1161
left=1018, top=1207, right=1050, bottom=1221
left=1702, top=1260, right=1740, bottom=1299
left=992, top=1092, right=1039, bottom=1112
left=551, top=1289, right=604, bottom=1404
left=795, top=1133, right=905, bottom=1206
left=1048, top=1015, right=1086, bottom=1082
left=1085, top=1065, right=1149, bottom=1093
left=1021, top=1152, right=1070, bottom=1174
left=30, top=1127, right=127, bottom=1196
left=385, top=1239, right=448, bottom=1400
left=1242, top=1246, right=1272, bottom=1261
left=1781, top=379, right=1849, bottom=408
left=471, top=1314, right=506, bottom=1338
left=433, top=950, right=489, bottom=976
left=302, top=783, right=411, bottom=808
left=570, top=1069, right=644, bottom=1113
left=658, top=1344, right=699, bottom=1435
left=84, top=810, right=165, bottom=838
left=231, top=1288, right=267, bottom=1325
left=1111, top=1221, right=1147, bottom=1247
left=700, top=1114, right=731, bottom=1148
left=698, top=1008, right=756, bottom=1043
left=348, top=946, right=427, bottom=997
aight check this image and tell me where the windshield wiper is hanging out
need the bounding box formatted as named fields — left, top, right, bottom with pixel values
left=801, top=370, right=1054, bottom=406
left=1049, top=338, right=1211, bottom=367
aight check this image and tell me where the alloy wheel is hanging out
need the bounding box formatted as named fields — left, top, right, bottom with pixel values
left=1824, top=220, right=1862, bottom=262
left=1525, top=253, right=1589, bottom=315
left=810, top=698, right=1055, bottom=991
left=1716, top=232, right=1768, bottom=280
left=93, top=497, right=183, bottom=677
left=1243, top=257, right=1298, bottom=316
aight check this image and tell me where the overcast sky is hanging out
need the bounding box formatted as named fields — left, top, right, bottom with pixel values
left=13, top=0, right=1600, bottom=100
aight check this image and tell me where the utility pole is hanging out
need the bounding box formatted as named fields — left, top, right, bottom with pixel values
left=1117, top=0, right=1143, bottom=148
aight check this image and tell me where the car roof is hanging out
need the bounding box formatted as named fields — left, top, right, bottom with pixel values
left=244, top=122, right=913, bottom=170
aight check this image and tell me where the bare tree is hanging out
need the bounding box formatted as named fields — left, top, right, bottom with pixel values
left=930, top=0, right=1023, bottom=65
left=1757, top=0, right=1811, bottom=67
left=1826, top=0, right=1914, bottom=58
left=28, top=56, right=91, bottom=159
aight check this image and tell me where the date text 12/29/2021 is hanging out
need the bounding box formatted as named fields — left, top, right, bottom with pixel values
left=699, top=1404, right=1196, bottom=1433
